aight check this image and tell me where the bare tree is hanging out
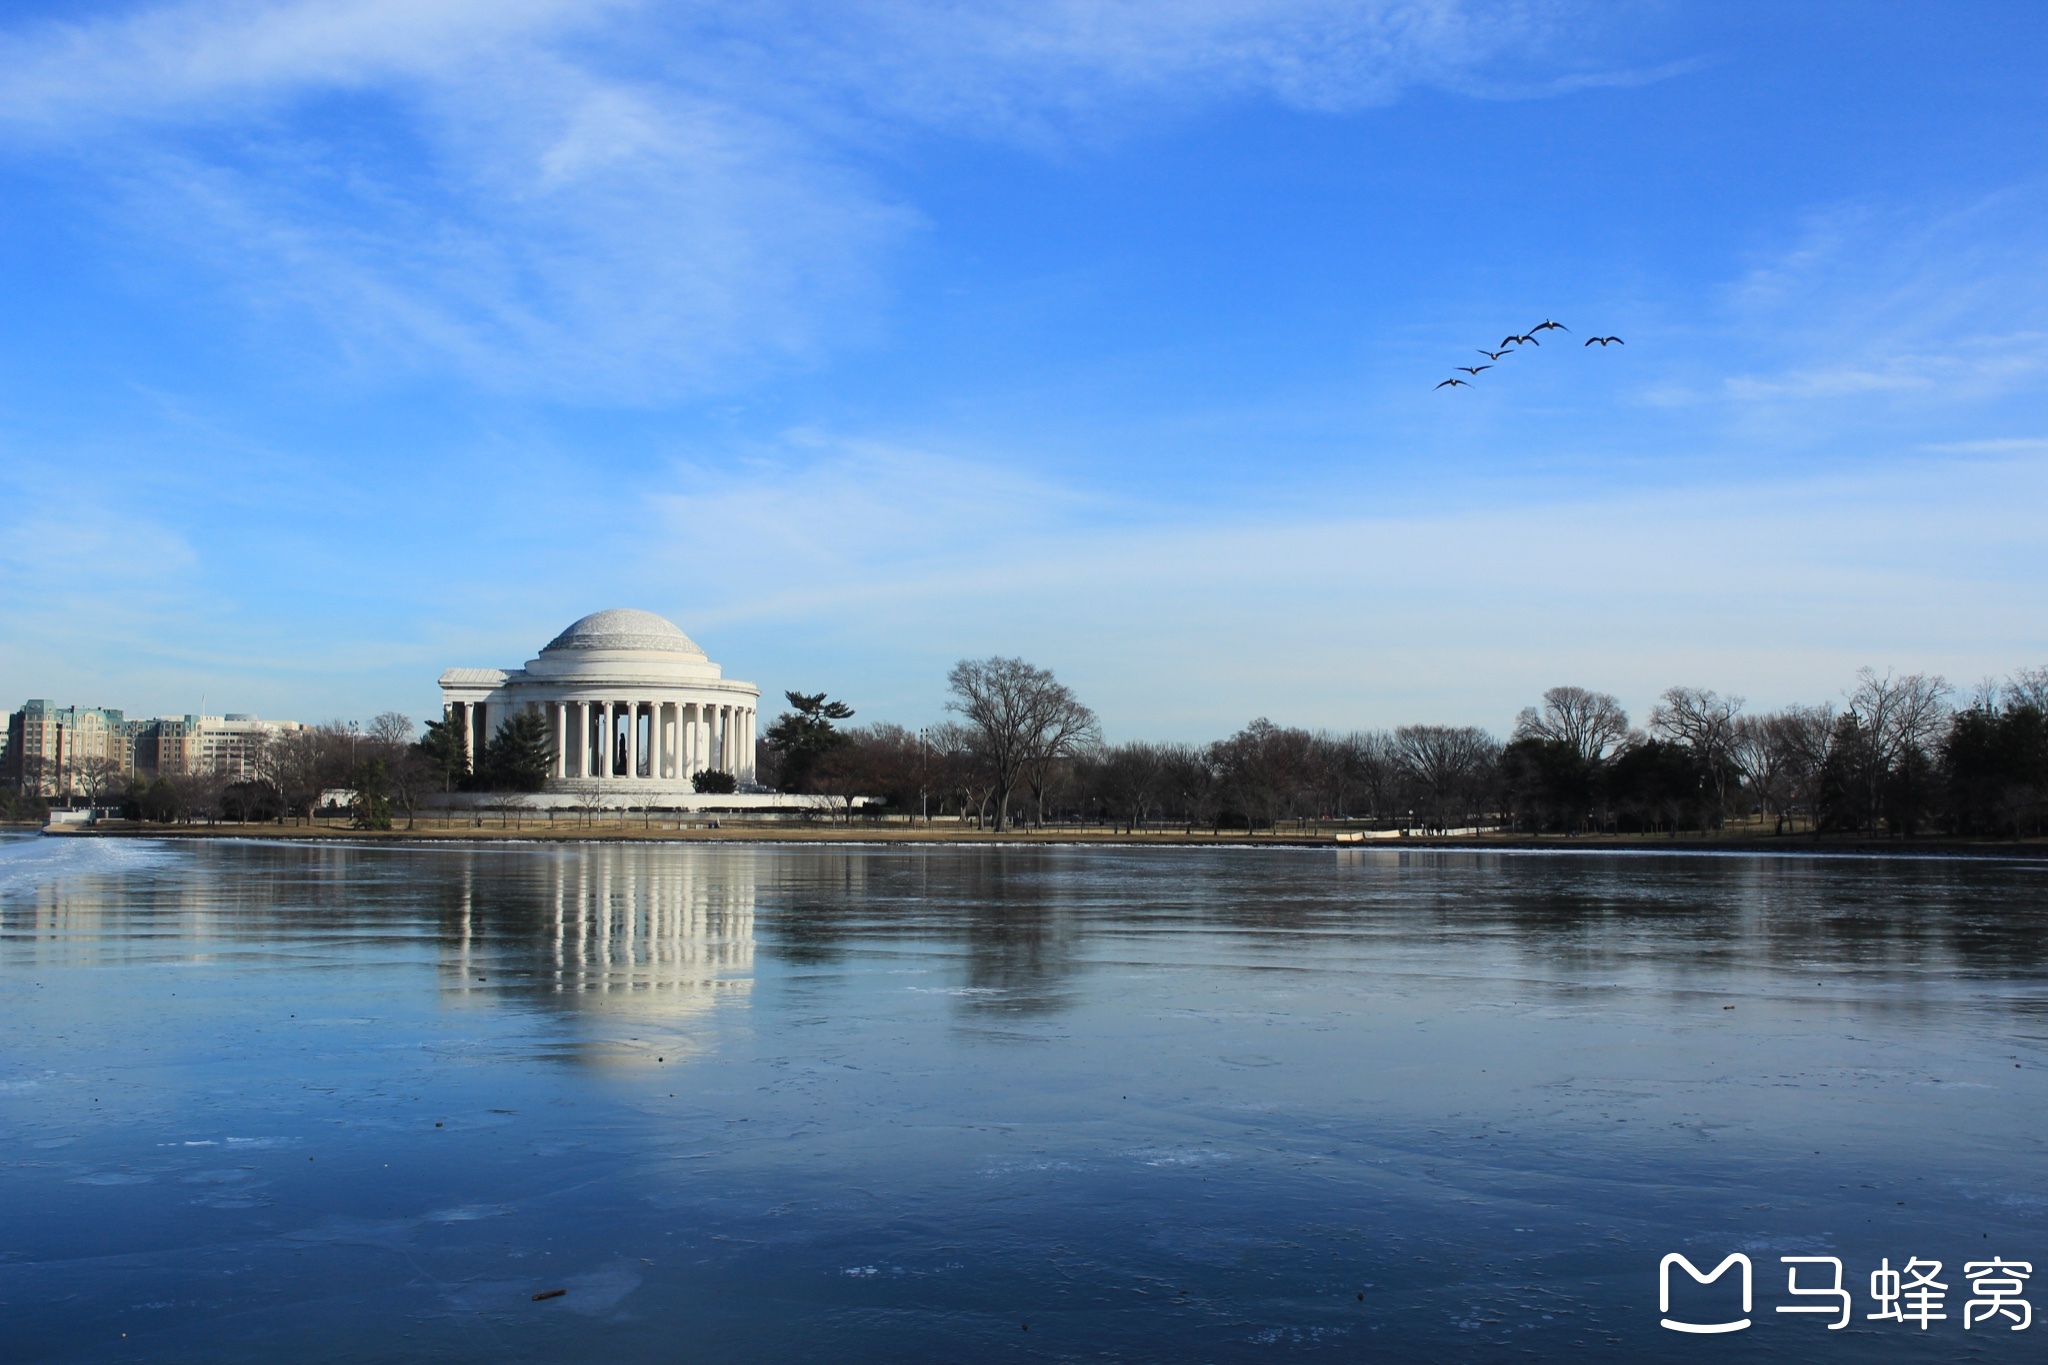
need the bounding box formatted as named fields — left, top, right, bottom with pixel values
left=1649, top=687, right=1744, bottom=824
left=245, top=732, right=291, bottom=824
left=16, top=754, right=51, bottom=800
left=367, top=711, right=416, bottom=751
left=1351, top=730, right=1399, bottom=826
left=1847, top=668, right=1951, bottom=767
left=1210, top=720, right=1288, bottom=833
left=911, top=720, right=987, bottom=826
left=810, top=735, right=871, bottom=823
left=1772, top=703, right=1837, bottom=832
left=1842, top=668, right=1950, bottom=832
left=946, top=657, right=1095, bottom=832
left=1097, top=742, right=1165, bottom=832
left=1021, top=695, right=1100, bottom=827
left=1514, top=686, right=1631, bottom=763
left=1730, top=713, right=1803, bottom=834
left=77, top=756, right=125, bottom=810
left=169, top=767, right=228, bottom=824
left=1392, top=725, right=1500, bottom=832
left=2008, top=666, right=2048, bottom=714
left=1155, top=743, right=1217, bottom=832
left=270, top=725, right=345, bottom=823
left=1308, top=731, right=1371, bottom=824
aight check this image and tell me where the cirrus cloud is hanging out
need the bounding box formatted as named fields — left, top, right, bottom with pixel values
left=0, top=0, right=1606, bottom=401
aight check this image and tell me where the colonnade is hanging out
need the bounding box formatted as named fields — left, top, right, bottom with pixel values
left=446, top=698, right=755, bottom=785
left=444, top=849, right=756, bottom=1009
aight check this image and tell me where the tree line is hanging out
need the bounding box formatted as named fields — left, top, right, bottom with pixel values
left=762, top=661, right=2048, bottom=839
left=2, top=708, right=560, bottom=828
left=10, top=658, right=2040, bottom=841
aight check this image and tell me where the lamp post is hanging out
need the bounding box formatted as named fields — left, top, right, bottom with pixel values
left=918, top=727, right=929, bottom=827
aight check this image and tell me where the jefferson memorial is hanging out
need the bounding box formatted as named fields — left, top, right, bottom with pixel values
left=438, top=609, right=760, bottom=796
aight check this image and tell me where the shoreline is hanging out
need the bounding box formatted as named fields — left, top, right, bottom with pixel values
left=16, top=820, right=2048, bottom=860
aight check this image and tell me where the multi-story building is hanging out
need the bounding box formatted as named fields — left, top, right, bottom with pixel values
left=5, top=703, right=307, bottom=796
left=159, top=714, right=307, bottom=781
left=3, top=701, right=134, bottom=798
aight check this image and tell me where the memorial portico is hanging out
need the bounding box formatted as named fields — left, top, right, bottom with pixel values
left=438, top=609, right=760, bottom=798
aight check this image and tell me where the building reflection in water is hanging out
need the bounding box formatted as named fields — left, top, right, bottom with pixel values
left=438, top=846, right=757, bottom=1040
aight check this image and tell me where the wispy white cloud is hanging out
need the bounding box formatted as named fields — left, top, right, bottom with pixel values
left=750, top=0, right=1596, bottom=135
left=1923, top=437, right=2048, bottom=455
left=565, top=431, right=2048, bottom=734
left=0, top=0, right=605, bottom=125
left=1717, top=191, right=2048, bottom=412
left=1, top=1, right=917, bottom=399
left=0, top=0, right=1606, bottom=398
left=649, top=434, right=1091, bottom=589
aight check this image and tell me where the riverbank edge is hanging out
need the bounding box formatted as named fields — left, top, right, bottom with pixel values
left=15, top=820, right=2048, bottom=859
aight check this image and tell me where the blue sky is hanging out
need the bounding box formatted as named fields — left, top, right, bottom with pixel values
left=1, top=0, right=2043, bottom=740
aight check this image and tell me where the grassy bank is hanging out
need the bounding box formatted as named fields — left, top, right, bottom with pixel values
left=31, top=817, right=2048, bottom=858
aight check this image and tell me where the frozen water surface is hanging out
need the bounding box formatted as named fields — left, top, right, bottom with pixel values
left=4, top=832, right=2047, bottom=1361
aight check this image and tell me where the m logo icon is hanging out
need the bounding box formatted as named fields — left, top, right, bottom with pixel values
left=1660, top=1253, right=1753, bottom=1334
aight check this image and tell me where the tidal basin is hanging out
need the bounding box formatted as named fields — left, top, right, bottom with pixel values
left=5, top=835, right=2048, bottom=1361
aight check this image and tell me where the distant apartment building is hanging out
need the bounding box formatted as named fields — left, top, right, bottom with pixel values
left=3, top=701, right=134, bottom=797
left=4, top=701, right=305, bottom=797
left=138, top=714, right=308, bottom=781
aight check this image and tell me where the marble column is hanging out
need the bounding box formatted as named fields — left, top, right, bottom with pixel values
left=596, top=701, right=611, bottom=780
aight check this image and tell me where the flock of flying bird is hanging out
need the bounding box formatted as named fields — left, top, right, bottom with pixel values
left=1435, top=319, right=1623, bottom=389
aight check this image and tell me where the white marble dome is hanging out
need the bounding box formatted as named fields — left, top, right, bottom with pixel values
left=541, top=609, right=708, bottom=658
left=439, top=608, right=760, bottom=793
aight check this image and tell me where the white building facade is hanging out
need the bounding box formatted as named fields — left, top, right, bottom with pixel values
left=438, top=609, right=760, bottom=797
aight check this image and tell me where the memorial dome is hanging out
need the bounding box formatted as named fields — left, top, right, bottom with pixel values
left=541, top=609, right=707, bottom=658
left=442, top=607, right=758, bottom=795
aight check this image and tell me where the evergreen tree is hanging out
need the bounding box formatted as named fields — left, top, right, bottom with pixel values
left=477, top=712, right=553, bottom=792
left=765, top=690, right=854, bottom=791
left=1944, top=702, right=2048, bottom=836
left=415, top=717, right=470, bottom=792
left=350, top=757, right=394, bottom=830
